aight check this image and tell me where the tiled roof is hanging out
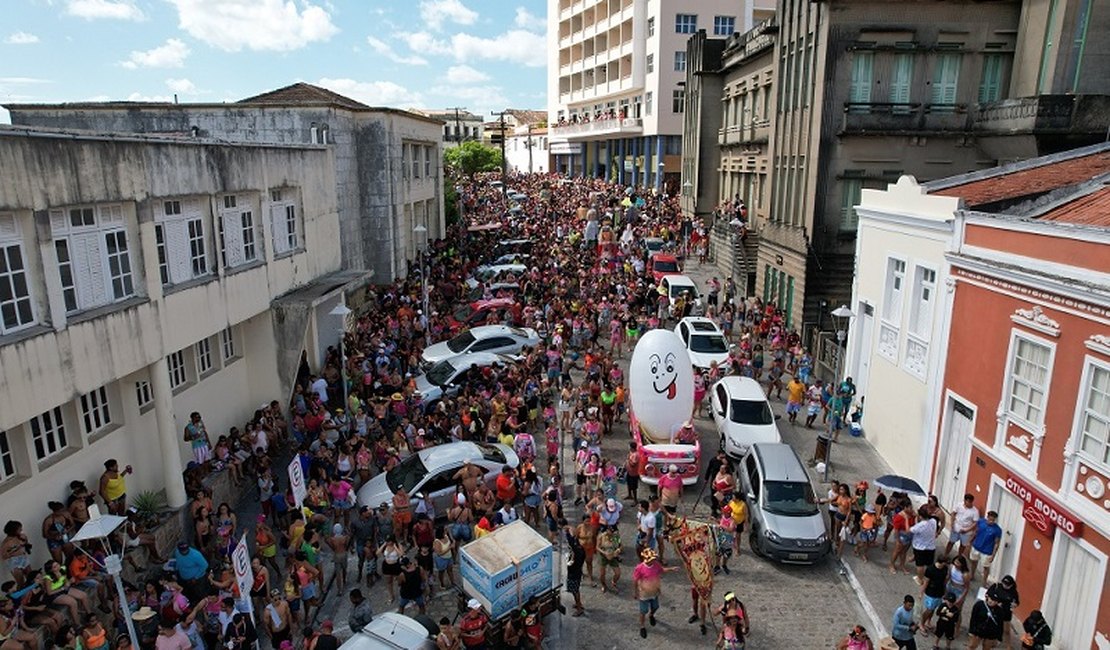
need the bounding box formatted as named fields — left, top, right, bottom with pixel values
left=238, top=82, right=371, bottom=110
left=1038, top=185, right=1110, bottom=227
left=931, top=149, right=1110, bottom=208
left=505, top=109, right=547, bottom=125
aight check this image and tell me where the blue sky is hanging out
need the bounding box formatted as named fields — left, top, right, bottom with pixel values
left=1, top=0, right=548, bottom=122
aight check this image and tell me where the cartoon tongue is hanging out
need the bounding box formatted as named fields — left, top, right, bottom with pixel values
left=667, top=382, right=677, bottom=400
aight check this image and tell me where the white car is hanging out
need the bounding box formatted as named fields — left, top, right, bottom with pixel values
left=421, top=325, right=540, bottom=367
left=710, top=376, right=782, bottom=459
left=465, top=263, right=528, bottom=289
left=414, top=352, right=518, bottom=408
left=482, top=252, right=532, bottom=268
left=339, top=613, right=438, bottom=650
left=675, top=317, right=730, bottom=371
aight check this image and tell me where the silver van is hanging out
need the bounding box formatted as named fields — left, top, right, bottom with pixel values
left=738, top=443, right=829, bottom=563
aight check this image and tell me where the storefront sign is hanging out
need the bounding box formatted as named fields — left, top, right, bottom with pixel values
left=549, top=141, right=582, bottom=155
left=1005, top=474, right=1083, bottom=537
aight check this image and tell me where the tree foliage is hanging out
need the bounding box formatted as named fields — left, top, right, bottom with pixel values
left=444, top=140, right=503, bottom=176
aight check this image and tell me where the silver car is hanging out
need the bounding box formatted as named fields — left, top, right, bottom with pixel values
left=421, top=325, right=540, bottom=367
left=356, top=441, right=520, bottom=517
left=413, top=351, right=518, bottom=408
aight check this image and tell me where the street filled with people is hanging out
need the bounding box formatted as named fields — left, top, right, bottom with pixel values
left=0, top=171, right=1047, bottom=650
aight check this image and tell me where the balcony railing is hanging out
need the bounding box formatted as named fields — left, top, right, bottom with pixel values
left=717, top=121, right=771, bottom=146
left=841, top=102, right=973, bottom=133
left=551, top=117, right=644, bottom=139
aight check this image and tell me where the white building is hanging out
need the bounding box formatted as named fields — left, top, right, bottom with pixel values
left=417, top=108, right=486, bottom=148
left=506, top=125, right=550, bottom=174
left=546, top=0, right=772, bottom=188
left=844, top=176, right=960, bottom=484
left=0, top=126, right=358, bottom=569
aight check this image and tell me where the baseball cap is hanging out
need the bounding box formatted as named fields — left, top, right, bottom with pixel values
left=468, top=598, right=482, bottom=610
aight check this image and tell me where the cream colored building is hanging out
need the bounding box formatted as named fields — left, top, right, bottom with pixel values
left=506, top=125, right=550, bottom=174
left=844, top=176, right=960, bottom=483
left=0, top=126, right=358, bottom=571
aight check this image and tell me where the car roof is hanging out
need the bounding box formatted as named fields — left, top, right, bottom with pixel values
left=418, top=441, right=486, bottom=470
left=350, top=613, right=435, bottom=649
left=679, top=316, right=719, bottom=332
left=644, top=237, right=664, bottom=243
left=651, top=253, right=678, bottom=261
left=717, top=376, right=766, bottom=400
left=440, top=352, right=511, bottom=369
left=471, top=298, right=517, bottom=308
left=466, top=325, right=533, bottom=339
left=665, top=275, right=697, bottom=287
left=750, top=443, right=808, bottom=481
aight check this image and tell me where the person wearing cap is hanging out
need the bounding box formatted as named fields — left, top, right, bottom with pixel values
left=172, top=542, right=208, bottom=602
left=633, top=547, right=676, bottom=639
left=855, top=503, right=879, bottom=562
left=986, top=575, right=1020, bottom=647
left=599, top=497, right=622, bottom=527
left=459, top=598, right=490, bottom=648
left=263, top=587, right=293, bottom=646
left=657, top=464, right=684, bottom=514
left=967, top=591, right=1005, bottom=649
left=311, top=619, right=339, bottom=650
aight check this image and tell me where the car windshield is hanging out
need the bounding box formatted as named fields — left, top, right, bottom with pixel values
left=386, top=453, right=429, bottom=493
left=425, top=360, right=457, bottom=387
left=475, top=442, right=507, bottom=464
left=763, top=480, right=819, bottom=516
left=453, top=305, right=474, bottom=322
left=690, top=334, right=728, bottom=353
left=729, top=399, right=774, bottom=425
left=653, top=260, right=678, bottom=273
left=446, top=331, right=476, bottom=353
left=508, top=327, right=530, bottom=338
left=671, top=286, right=695, bottom=299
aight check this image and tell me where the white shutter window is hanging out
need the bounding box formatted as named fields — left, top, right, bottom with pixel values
left=848, top=52, right=873, bottom=111
left=890, top=54, right=913, bottom=109
left=165, top=220, right=192, bottom=285
left=271, top=203, right=291, bottom=255
left=70, top=232, right=108, bottom=309
left=0, top=214, right=16, bottom=240
left=932, top=53, right=962, bottom=110
left=50, top=210, right=68, bottom=234
left=221, top=211, right=246, bottom=268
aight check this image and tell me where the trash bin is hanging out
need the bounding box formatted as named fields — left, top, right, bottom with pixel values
left=813, top=435, right=830, bottom=465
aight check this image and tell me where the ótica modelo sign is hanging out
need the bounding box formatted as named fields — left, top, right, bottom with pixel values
left=1005, top=474, right=1084, bottom=537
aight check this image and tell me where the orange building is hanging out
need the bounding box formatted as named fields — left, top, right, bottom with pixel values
left=928, top=150, right=1110, bottom=648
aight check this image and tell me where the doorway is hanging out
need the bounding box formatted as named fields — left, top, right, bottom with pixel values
left=853, top=302, right=875, bottom=400
left=935, top=396, right=974, bottom=511
left=986, top=484, right=1024, bottom=584
left=1044, top=534, right=1104, bottom=648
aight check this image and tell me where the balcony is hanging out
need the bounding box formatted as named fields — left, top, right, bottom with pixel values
left=718, top=120, right=771, bottom=146
left=971, top=95, right=1110, bottom=134
left=551, top=117, right=644, bottom=140
left=840, top=102, right=976, bottom=134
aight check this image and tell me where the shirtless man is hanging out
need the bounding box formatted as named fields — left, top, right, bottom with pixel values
left=453, top=460, right=484, bottom=496
left=633, top=548, right=676, bottom=639
left=326, top=523, right=351, bottom=593
left=263, top=588, right=294, bottom=646
left=470, top=482, right=496, bottom=519
left=575, top=514, right=599, bottom=587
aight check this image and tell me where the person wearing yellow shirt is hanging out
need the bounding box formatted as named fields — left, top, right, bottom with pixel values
left=785, top=376, right=806, bottom=425
left=99, top=458, right=132, bottom=515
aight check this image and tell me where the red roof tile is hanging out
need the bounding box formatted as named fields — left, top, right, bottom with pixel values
left=933, top=152, right=1110, bottom=207
left=1038, top=186, right=1110, bottom=227
left=238, top=82, right=370, bottom=110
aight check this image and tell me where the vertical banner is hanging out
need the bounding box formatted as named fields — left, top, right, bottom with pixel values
left=669, top=519, right=716, bottom=602
left=288, top=457, right=307, bottom=509
left=232, top=534, right=254, bottom=613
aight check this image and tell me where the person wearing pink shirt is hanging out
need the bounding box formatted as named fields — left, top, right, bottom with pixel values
left=657, top=464, right=684, bottom=514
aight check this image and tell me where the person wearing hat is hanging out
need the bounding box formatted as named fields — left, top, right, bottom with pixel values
left=311, top=619, right=339, bottom=650
left=599, top=497, right=622, bottom=527
left=712, top=591, right=749, bottom=647
left=657, top=464, right=684, bottom=514
left=459, top=598, right=490, bottom=648
left=263, top=587, right=293, bottom=646
left=633, top=547, right=675, bottom=639
left=855, top=503, right=879, bottom=562
left=130, top=606, right=159, bottom=648
left=172, top=542, right=208, bottom=603
left=986, top=575, right=1020, bottom=647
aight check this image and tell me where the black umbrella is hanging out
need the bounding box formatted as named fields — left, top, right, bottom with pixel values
left=874, top=474, right=926, bottom=496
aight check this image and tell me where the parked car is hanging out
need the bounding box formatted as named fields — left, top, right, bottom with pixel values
left=710, top=376, right=782, bottom=458
left=356, top=441, right=520, bottom=517
left=482, top=252, right=532, bottom=268
left=661, top=275, right=703, bottom=316
left=508, top=191, right=528, bottom=202
left=642, top=237, right=666, bottom=259
left=493, top=239, right=534, bottom=256
left=466, top=282, right=521, bottom=302
left=738, top=443, right=829, bottom=563
left=413, top=352, right=519, bottom=407
left=446, top=298, right=522, bottom=331
left=647, top=252, right=681, bottom=282
left=674, top=317, right=730, bottom=371
left=339, top=613, right=439, bottom=650
left=421, top=325, right=540, bottom=367
left=466, top=264, right=529, bottom=289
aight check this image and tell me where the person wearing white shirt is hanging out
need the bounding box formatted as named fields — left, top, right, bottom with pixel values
left=910, top=505, right=939, bottom=584
left=945, top=493, right=980, bottom=558
left=636, top=500, right=657, bottom=551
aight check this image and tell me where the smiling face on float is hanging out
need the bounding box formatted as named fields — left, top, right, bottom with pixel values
left=629, top=329, right=694, bottom=443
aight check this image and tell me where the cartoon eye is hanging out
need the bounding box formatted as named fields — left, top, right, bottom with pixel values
left=651, top=363, right=658, bottom=374
left=666, top=363, right=673, bottom=373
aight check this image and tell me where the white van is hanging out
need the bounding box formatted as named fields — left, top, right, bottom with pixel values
left=339, top=613, right=438, bottom=650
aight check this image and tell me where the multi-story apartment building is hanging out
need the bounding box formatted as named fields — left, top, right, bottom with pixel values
left=417, top=108, right=486, bottom=147
left=7, top=83, right=446, bottom=282
left=0, top=126, right=356, bottom=570
left=754, top=0, right=1108, bottom=331
left=546, top=0, right=772, bottom=190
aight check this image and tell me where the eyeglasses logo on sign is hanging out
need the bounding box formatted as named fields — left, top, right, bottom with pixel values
left=1005, top=474, right=1083, bottom=537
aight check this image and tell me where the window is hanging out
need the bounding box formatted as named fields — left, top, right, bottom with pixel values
left=647, top=17, right=654, bottom=37
left=931, top=53, right=962, bottom=111
left=50, top=204, right=134, bottom=313
left=890, top=53, right=914, bottom=111
left=269, top=189, right=300, bottom=255
left=153, top=199, right=209, bottom=286
left=1006, top=335, right=1052, bottom=426
left=839, top=174, right=863, bottom=231
left=413, top=146, right=422, bottom=179
left=646, top=53, right=654, bottom=73
left=675, top=13, right=697, bottom=34
left=672, top=89, right=685, bottom=113
left=221, top=326, right=236, bottom=361
left=0, top=214, right=34, bottom=334
left=1078, top=363, right=1110, bottom=469
left=645, top=91, right=653, bottom=115
left=135, top=380, right=152, bottom=408
left=196, top=338, right=213, bottom=375
left=80, top=386, right=111, bottom=436
left=218, top=195, right=259, bottom=268
left=908, top=267, right=936, bottom=338
left=402, top=144, right=410, bottom=179
left=674, top=51, right=686, bottom=72
left=848, top=51, right=873, bottom=111
left=882, top=258, right=906, bottom=323
left=979, top=53, right=1004, bottom=104
left=713, top=15, right=735, bottom=36
left=168, top=350, right=187, bottom=390
left=0, top=431, right=14, bottom=483
left=30, top=406, right=67, bottom=462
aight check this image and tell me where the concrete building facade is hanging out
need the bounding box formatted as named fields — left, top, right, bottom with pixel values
left=546, top=0, right=772, bottom=189
left=6, top=83, right=446, bottom=282
left=0, top=126, right=356, bottom=571
left=418, top=108, right=486, bottom=147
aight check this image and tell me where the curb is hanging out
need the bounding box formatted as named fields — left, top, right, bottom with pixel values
left=838, top=557, right=888, bottom=639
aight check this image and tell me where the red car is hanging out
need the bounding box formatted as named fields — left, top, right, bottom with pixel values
left=647, top=253, right=681, bottom=282
left=447, top=298, right=523, bottom=331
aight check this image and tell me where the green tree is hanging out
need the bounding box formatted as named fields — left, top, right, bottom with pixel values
left=444, top=140, right=503, bottom=176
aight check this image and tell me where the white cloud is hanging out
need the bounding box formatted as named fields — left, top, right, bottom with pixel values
left=0, top=77, right=51, bottom=85
left=397, top=29, right=546, bottom=67
left=445, top=64, right=488, bottom=85
left=126, top=92, right=173, bottom=102
left=513, top=7, right=545, bottom=31
left=420, top=0, right=478, bottom=31
left=167, top=0, right=338, bottom=52
left=396, top=31, right=452, bottom=57
left=445, top=85, right=508, bottom=109
left=315, top=78, right=422, bottom=107
left=5, top=32, right=40, bottom=45
left=120, top=39, right=190, bottom=69
left=66, top=0, right=144, bottom=20
left=165, top=78, right=199, bottom=94
left=366, top=36, right=428, bottom=66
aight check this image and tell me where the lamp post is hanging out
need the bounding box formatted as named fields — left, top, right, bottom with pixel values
left=823, top=304, right=855, bottom=480
left=413, top=223, right=430, bottom=346
left=657, top=160, right=665, bottom=191
left=70, top=507, right=137, bottom=646
left=329, top=301, right=352, bottom=417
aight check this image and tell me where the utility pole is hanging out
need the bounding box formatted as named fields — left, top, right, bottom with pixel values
left=527, top=123, right=534, bottom=174
left=490, top=109, right=509, bottom=194
left=445, top=106, right=466, bottom=143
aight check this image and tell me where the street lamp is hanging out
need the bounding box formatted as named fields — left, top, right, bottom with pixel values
left=682, top=180, right=693, bottom=197
left=823, top=304, right=855, bottom=480
left=70, top=507, right=138, bottom=645
left=329, top=301, right=352, bottom=417
left=413, top=224, right=430, bottom=346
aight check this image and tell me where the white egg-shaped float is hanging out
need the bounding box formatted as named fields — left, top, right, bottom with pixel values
left=629, top=329, right=695, bottom=444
